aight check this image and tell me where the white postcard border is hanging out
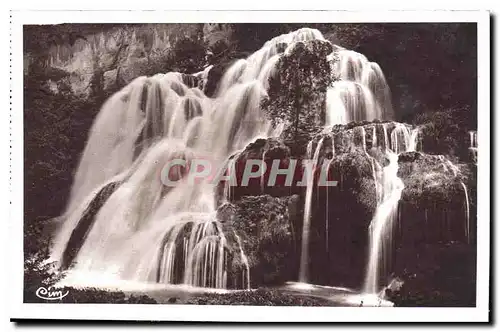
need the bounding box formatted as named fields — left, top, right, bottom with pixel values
left=10, top=10, right=490, bottom=322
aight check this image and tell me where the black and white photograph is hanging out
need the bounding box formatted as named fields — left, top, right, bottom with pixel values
left=7, top=9, right=491, bottom=323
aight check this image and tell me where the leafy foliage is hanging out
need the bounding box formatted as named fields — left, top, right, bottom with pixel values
left=398, top=152, right=469, bottom=205
left=169, top=37, right=207, bottom=73
left=24, top=74, right=103, bottom=247
left=414, top=106, right=474, bottom=161
left=262, top=39, right=336, bottom=155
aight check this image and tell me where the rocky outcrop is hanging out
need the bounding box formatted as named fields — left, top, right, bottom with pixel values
left=60, top=181, right=121, bottom=270
left=217, top=138, right=299, bottom=201
left=219, top=195, right=301, bottom=287
left=202, top=59, right=234, bottom=97
left=397, top=152, right=474, bottom=246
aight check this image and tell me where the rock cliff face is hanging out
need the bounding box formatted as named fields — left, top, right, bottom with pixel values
left=26, top=24, right=207, bottom=97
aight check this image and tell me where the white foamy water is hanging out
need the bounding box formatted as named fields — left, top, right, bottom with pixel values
left=53, top=28, right=346, bottom=290
left=325, top=49, right=393, bottom=125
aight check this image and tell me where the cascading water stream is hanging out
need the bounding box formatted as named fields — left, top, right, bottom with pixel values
left=469, top=130, right=477, bottom=149
left=460, top=182, right=470, bottom=243
left=325, top=133, right=336, bottom=254
left=53, top=27, right=338, bottom=290
left=233, top=231, right=251, bottom=289
left=438, top=156, right=470, bottom=243
left=363, top=152, right=404, bottom=294
left=468, top=130, right=478, bottom=163
left=325, top=49, right=393, bottom=124
left=299, top=138, right=324, bottom=283
left=363, top=124, right=422, bottom=295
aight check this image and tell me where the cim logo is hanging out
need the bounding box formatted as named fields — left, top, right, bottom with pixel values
left=35, top=286, right=69, bottom=301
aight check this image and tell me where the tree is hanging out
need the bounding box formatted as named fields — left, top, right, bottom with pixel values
left=262, top=39, right=336, bottom=155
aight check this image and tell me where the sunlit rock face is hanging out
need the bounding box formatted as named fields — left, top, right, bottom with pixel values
left=32, top=24, right=204, bottom=96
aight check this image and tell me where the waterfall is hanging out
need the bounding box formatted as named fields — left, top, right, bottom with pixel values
left=297, top=34, right=396, bottom=286
left=326, top=82, right=377, bottom=123
left=468, top=130, right=478, bottom=162
left=408, top=127, right=419, bottom=152
left=182, top=221, right=227, bottom=288
left=363, top=123, right=419, bottom=294
left=51, top=25, right=446, bottom=295
left=299, top=138, right=324, bottom=283
left=193, top=64, right=213, bottom=90
left=359, top=126, right=382, bottom=202
left=325, top=133, right=336, bottom=254
left=233, top=231, right=251, bottom=289
left=383, top=123, right=389, bottom=150
left=469, top=130, right=477, bottom=148
left=325, top=49, right=392, bottom=124
left=53, top=27, right=335, bottom=290
left=364, top=151, right=404, bottom=294
left=460, top=182, right=470, bottom=243
left=390, top=123, right=416, bottom=154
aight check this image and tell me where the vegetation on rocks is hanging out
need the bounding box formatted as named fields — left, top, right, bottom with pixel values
left=414, top=106, right=475, bottom=161
left=398, top=152, right=469, bottom=204
left=262, top=39, right=336, bottom=155
left=185, top=288, right=333, bottom=306
left=219, top=195, right=300, bottom=287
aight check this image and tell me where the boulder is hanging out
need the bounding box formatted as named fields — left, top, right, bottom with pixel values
left=217, top=138, right=299, bottom=201
left=219, top=195, right=301, bottom=287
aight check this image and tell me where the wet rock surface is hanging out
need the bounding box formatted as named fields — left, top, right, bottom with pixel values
left=218, top=195, right=300, bottom=287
